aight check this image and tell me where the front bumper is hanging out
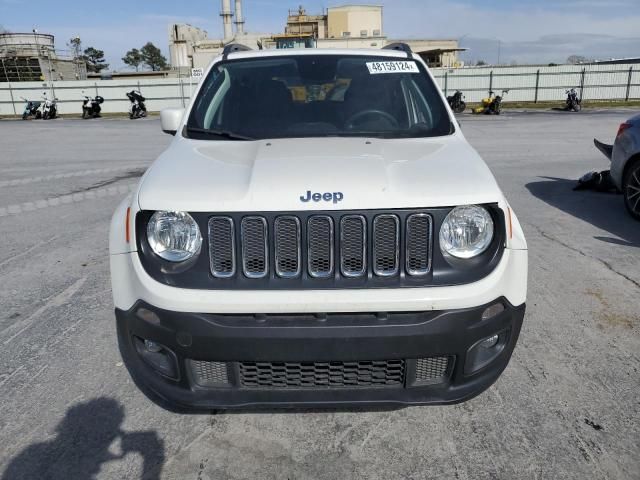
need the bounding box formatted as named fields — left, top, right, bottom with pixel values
left=116, top=298, right=525, bottom=412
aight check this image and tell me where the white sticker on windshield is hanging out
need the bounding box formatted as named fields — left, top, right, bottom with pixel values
left=366, top=61, right=420, bottom=74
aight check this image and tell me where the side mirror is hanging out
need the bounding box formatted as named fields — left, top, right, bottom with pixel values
left=160, top=108, right=185, bottom=136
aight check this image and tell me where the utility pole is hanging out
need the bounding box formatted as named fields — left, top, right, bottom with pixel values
left=33, top=28, right=55, bottom=97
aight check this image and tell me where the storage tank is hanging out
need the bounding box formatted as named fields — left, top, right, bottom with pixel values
left=0, top=32, right=56, bottom=58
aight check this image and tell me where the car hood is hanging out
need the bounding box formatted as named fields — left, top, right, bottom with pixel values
left=137, top=135, right=503, bottom=212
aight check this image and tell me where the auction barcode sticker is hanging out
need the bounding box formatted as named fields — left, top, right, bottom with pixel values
left=366, top=61, right=420, bottom=74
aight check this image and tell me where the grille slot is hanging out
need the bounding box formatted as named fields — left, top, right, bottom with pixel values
left=406, top=214, right=433, bottom=276
left=190, top=360, right=230, bottom=387
left=274, top=216, right=301, bottom=278
left=239, top=360, right=405, bottom=389
left=340, top=215, right=366, bottom=277
left=208, top=217, right=236, bottom=278
left=414, top=356, right=452, bottom=385
left=373, top=215, right=400, bottom=276
left=307, top=216, right=334, bottom=278
left=241, top=216, right=268, bottom=278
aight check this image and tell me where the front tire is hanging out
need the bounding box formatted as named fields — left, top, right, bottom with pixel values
left=623, top=158, right=640, bottom=220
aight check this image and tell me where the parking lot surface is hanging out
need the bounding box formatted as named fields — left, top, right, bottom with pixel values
left=0, top=112, right=638, bottom=479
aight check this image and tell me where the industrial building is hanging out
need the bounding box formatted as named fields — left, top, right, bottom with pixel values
left=168, top=2, right=462, bottom=70
left=0, top=32, right=86, bottom=82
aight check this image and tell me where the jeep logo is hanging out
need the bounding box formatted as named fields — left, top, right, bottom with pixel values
left=300, top=190, right=344, bottom=204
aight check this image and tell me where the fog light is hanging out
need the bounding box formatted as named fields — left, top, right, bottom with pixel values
left=144, top=340, right=162, bottom=353
left=465, top=330, right=510, bottom=375
left=479, top=334, right=499, bottom=349
left=133, top=337, right=179, bottom=380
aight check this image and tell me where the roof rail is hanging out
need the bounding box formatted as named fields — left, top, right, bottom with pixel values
left=222, top=43, right=252, bottom=60
left=382, top=43, right=413, bottom=58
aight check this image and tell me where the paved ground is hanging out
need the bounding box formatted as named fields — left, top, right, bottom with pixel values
left=0, top=112, right=638, bottom=480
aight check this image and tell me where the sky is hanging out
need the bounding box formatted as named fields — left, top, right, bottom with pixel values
left=1, top=0, right=639, bottom=69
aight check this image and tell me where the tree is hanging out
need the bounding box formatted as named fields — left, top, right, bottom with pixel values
left=83, top=47, right=109, bottom=73
left=122, top=48, right=144, bottom=71
left=140, top=42, right=168, bottom=71
left=476, top=60, right=487, bottom=66
left=67, top=36, right=82, bottom=60
left=567, top=55, right=588, bottom=65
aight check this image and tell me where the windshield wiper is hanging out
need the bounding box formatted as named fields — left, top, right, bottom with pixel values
left=186, top=126, right=254, bottom=141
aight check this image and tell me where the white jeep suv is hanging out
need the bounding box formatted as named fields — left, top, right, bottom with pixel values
left=109, top=44, right=528, bottom=411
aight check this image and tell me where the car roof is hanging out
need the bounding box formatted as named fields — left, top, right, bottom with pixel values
left=224, top=47, right=415, bottom=62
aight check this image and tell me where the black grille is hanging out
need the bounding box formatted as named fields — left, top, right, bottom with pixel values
left=205, top=211, right=435, bottom=283
left=241, top=217, right=268, bottom=278
left=307, top=216, right=334, bottom=278
left=275, top=216, right=301, bottom=278
left=190, top=360, right=230, bottom=387
left=406, top=214, right=433, bottom=276
left=208, top=217, right=235, bottom=278
left=340, top=215, right=366, bottom=277
left=373, top=215, right=400, bottom=276
left=239, top=360, right=405, bottom=389
left=414, top=356, right=451, bottom=385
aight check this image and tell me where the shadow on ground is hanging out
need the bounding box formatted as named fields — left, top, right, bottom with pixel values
left=526, top=176, right=640, bottom=248
left=1, top=398, right=164, bottom=480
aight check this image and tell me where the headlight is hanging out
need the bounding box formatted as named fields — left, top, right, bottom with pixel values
left=147, top=211, right=202, bottom=262
left=439, top=205, right=494, bottom=259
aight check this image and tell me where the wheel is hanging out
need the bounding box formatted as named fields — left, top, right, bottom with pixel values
left=35, top=111, right=42, bottom=119
left=22, top=112, right=28, bottom=120
left=623, top=158, right=640, bottom=220
left=129, top=113, right=134, bottom=119
left=43, top=111, right=49, bottom=120
left=573, top=103, right=582, bottom=112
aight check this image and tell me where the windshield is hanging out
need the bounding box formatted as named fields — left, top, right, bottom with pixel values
left=186, top=54, right=453, bottom=140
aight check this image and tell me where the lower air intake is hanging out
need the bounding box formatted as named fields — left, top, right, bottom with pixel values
left=190, top=360, right=230, bottom=387
left=239, top=360, right=405, bottom=389
left=414, top=356, right=452, bottom=385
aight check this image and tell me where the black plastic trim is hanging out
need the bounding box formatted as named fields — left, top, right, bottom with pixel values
left=383, top=42, right=413, bottom=58
left=136, top=205, right=506, bottom=291
left=115, top=298, right=525, bottom=411
left=222, top=43, right=252, bottom=60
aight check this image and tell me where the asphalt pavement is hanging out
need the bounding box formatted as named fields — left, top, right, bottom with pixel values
left=0, top=111, right=638, bottom=479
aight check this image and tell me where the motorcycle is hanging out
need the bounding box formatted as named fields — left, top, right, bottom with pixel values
left=126, top=90, right=147, bottom=119
left=447, top=90, right=466, bottom=114
left=472, top=90, right=509, bottom=115
left=41, top=92, right=59, bottom=120
left=21, top=97, right=42, bottom=120
left=565, top=88, right=581, bottom=112
left=81, top=93, right=104, bottom=119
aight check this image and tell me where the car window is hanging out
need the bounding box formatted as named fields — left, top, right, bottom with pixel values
left=187, top=55, right=452, bottom=140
